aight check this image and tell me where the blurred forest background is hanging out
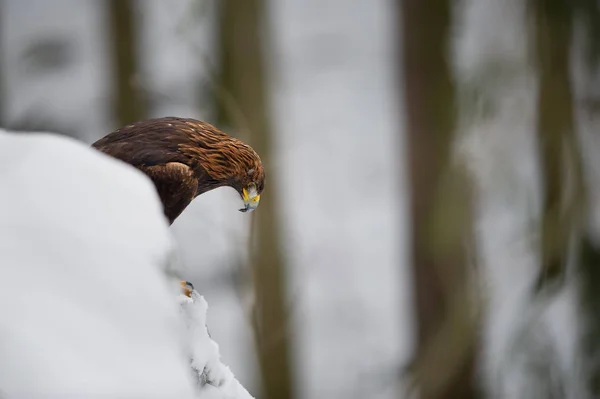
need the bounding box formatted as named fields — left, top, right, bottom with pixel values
left=3, top=0, right=600, bottom=398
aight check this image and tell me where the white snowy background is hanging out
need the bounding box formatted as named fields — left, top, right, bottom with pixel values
left=0, top=0, right=586, bottom=398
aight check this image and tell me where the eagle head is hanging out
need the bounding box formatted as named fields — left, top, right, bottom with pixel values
left=229, top=146, right=265, bottom=213
left=188, top=131, right=265, bottom=213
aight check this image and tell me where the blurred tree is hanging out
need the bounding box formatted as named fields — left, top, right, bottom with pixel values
left=21, top=36, right=72, bottom=75
left=0, top=0, right=4, bottom=127
left=577, top=236, right=600, bottom=395
left=107, top=0, right=145, bottom=126
left=530, top=0, right=600, bottom=395
left=216, top=1, right=295, bottom=399
left=532, top=0, right=580, bottom=292
left=574, top=1, right=600, bottom=394
left=532, top=0, right=600, bottom=395
left=399, top=1, right=481, bottom=398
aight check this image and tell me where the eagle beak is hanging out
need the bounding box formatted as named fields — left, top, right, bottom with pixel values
left=240, top=186, right=260, bottom=213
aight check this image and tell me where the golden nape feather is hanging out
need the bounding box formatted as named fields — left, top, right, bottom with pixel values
left=92, top=117, right=265, bottom=224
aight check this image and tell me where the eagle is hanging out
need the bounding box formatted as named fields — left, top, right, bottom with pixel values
left=92, top=117, right=265, bottom=224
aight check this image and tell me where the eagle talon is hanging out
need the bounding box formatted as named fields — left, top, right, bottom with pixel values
left=180, top=280, right=195, bottom=298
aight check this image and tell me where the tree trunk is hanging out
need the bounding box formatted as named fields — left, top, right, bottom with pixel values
left=107, top=0, right=145, bottom=127
left=0, top=0, right=3, bottom=128
left=217, top=1, right=295, bottom=399
left=399, top=1, right=480, bottom=398
left=529, top=1, right=600, bottom=396
left=532, top=0, right=578, bottom=292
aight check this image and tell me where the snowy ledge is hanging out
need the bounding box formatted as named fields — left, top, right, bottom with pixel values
left=179, top=291, right=254, bottom=399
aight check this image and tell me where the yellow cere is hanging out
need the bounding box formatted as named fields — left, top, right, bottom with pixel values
left=243, top=188, right=260, bottom=202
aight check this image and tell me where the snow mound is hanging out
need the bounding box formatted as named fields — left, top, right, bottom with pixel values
left=179, top=291, right=255, bottom=399
left=0, top=130, right=253, bottom=399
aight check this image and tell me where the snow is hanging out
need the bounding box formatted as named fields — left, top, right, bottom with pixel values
left=0, top=129, right=253, bottom=399
left=179, top=291, right=254, bottom=399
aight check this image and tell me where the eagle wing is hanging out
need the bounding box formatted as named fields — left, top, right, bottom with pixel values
left=139, top=162, right=198, bottom=224
left=92, top=120, right=201, bottom=224
left=91, top=120, right=192, bottom=168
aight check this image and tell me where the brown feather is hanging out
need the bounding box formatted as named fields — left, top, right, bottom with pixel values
left=92, top=117, right=265, bottom=224
left=140, top=162, right=197, bottom=224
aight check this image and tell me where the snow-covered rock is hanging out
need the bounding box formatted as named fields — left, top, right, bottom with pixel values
left=179, top=291, right=255, bottom=399
left=0, top=129, right=252, bottom=399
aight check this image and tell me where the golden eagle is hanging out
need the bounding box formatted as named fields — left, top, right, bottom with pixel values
left=92, top=117, right=264, bottom=224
